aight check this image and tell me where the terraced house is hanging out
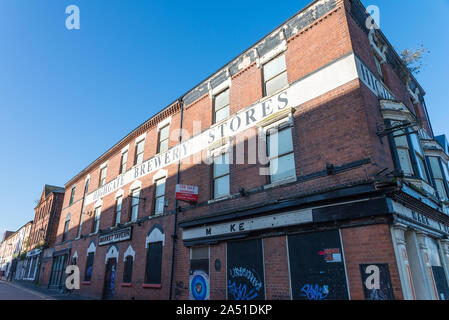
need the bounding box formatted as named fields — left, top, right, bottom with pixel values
left=22, top=185, right=65, bottom=285
left=44, top=0, right=449, bottom=300
left=0, top=222, right=33, bottom=281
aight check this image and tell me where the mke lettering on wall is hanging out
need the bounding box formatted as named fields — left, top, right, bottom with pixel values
left=84, top=53, right=381, bottom=205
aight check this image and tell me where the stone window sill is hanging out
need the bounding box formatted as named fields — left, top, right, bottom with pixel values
left=142, top=284, right=161, bottom=289
left=264, top=176, right=297, bottom=190
left=208, top=195, right=232, bottom=205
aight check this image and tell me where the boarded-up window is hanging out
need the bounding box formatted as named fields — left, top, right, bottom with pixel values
left=227, top=239, right=265, bottom=300
left=145, top=242, right=162, bottom=284
left=190, top=247, right=210, bottom=300
left=84, top=252, right=95, bottom=282
left=123, top=256, right=133, bottom=283
left=288, top=230, right=349, bottom=300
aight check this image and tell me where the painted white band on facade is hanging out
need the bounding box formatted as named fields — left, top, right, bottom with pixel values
left=182, top=209, right=313, bottom=241
left=84, top=53, right=384, bottom=206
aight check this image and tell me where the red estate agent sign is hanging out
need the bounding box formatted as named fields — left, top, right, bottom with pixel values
left=175, top=184, right=199, bottom=202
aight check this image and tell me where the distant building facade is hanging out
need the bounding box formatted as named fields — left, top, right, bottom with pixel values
left=22, top=185, right=64, bottom=284
left=0, top=222, right=33, bottom=281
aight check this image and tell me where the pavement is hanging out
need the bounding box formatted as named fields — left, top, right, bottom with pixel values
left=0, top=280, right=54, bottom=300
left=0, top=280, right=94, bottom=300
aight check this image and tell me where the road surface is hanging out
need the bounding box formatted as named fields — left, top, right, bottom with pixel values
left=0, top=281, right=53, bottom=300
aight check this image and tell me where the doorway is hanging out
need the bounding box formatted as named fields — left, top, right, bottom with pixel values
left=227, top=239, right=265, bottom=300
left=288, top=230, right=349, bottom=300
left=103, top=258, right=117, bottom=300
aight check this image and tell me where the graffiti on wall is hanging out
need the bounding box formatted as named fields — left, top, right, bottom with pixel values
left=360, top=264, right=393, bottom=300
left=228, top=267, right=263, bottom=300
left=288, top=231, right=349, bottom=300
left=189, top=271, right=210, bottom=300
left=300, top=284, right=329, bottom=300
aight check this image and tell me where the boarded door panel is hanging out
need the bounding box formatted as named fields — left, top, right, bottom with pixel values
left=360, top=263, right=394, bottom=300
left=432, top=266, right=449, bottom=300
left=145, top=242, right=163, bottom=284
left=227, top=239, right=265, bottom=300
left=288, top=230, right=349, bottom=300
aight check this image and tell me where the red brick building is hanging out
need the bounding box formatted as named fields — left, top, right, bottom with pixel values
left=23, top=185, right=64, bottom=284
left=47, top=0, right=449, bottom=300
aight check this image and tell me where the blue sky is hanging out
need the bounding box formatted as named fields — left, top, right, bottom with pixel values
left=0, top=0, right=448, bottom=234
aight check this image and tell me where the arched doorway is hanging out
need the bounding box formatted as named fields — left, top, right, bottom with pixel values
left=102, top=258, right=117, bottom=300
left=102, top=245, right=119, bottom=300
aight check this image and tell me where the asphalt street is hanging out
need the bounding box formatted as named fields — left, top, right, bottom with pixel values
left=0, top=281, right=53, bottom=300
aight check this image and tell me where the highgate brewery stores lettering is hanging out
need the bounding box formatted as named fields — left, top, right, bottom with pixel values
left=99, top=227, right=132, bottom=246
left=84, top=53, right=377, bottom=206
left=87, top=90, right=289, bottom=205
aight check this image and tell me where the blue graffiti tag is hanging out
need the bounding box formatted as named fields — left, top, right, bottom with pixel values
left=228, top=281, right=258, bottom=300
left=368, top=288, right=387, bottom=300
left=110, top=266, right=116, bottom=294
left=300, top=284, right=329, bottom=300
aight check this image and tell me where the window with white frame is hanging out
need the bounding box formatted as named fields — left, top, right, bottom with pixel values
left=214, top=89, right=230, bottom=124
left=114, top=196, right=123, bottom=226
left=428, top=157, right=448, bottom=200
left=130, top=189, right=140, bottom=222
left=62, top=213, right=71, bottom=242
left=410, top=133, right=429, bottom=182
left=375, top=56, right=384, bottom=80
left=99, top=166, right=107, bottom=187
left=443, top=161, right=449, bottom=187
left=154, top=179, right=166, bottom=215
left=77, top=178, right=89, bottom=238
left=69, top=186, right=76, bottom=206
left=158, top=125, right=170, bottom=154
left=267, top=125, right=296, bottom=183
left=393, top=134, right=414, bottom=176
left=92, top=206, right=101, bottom=234
left=263, top=54, right=288, bottom=97
left=213, top=153, right=230, bottom=199
left=120, top=150, right=128, bottom=174
left=134, top=140, right=145, bottom=166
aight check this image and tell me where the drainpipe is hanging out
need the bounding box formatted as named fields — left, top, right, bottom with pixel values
left=169, top=98, right=184, bottom=300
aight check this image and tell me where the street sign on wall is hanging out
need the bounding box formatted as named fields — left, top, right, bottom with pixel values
left=175, top=184, right=199, bottom=202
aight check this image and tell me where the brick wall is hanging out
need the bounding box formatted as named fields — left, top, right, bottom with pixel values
left=44, top=0, right=422, bottom=300
left=341, top=223, right=404, bottom=300
left=263, top=236, right=291, bottom=300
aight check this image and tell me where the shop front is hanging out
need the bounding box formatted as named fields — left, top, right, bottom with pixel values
left=23, top=249, right=41, bottom=281
left=48, top=248, right=71, bottom=290
left=180, top=189, right=398, bottom=300
left=390, top=198, right=449, bottom=300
